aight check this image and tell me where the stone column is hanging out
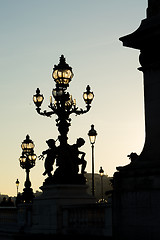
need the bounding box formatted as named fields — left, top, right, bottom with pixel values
left=147, top=0, right=160, bottom=17
left=119, top=0, right=160, bottom=165
left=113, top=1, right=160, bottom=240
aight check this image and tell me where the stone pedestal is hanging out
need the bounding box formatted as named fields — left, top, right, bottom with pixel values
left=113, top=166, right=160, bottom=240
left=31, top=184, right=95, bottom=234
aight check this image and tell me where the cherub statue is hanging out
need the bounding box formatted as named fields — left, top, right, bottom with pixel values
left=70, top=138, right=87, bottom=174
left=39, top=139, right=57, bottom=177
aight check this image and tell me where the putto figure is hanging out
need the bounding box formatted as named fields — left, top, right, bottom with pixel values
left=70, top=138, right=87, bottom=174
left=39, top=139, right=57, bottom=177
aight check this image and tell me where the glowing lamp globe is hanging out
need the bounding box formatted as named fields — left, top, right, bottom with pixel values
left=21, top=135, right=34, bottom=154
left=52, top=55, right=73, bottom=88
left=88, top=124, right=97, bottom=144
left=83, top=85, right=94, bottom=105
left=33, top=88, right=44, bottom=108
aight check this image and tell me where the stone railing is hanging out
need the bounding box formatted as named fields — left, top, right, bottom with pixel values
left=0, top=202, right=112, bottom=237
left=0, top=207, right=18, bottom=233
left=62, top=202, right=112, bottom=236
left=0, top=207, right=17, bottom=224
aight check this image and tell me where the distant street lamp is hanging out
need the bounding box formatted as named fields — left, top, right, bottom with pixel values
left=88, top=124, right=97, bottom=196
left=99, top=166, right=104, bottom=201
left=15, top=179, right=20, bottom=196
left=19, top=135, right=37, bottom=203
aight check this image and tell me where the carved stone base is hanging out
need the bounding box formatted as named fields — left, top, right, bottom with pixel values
left=31, top=184, right=95, bottom=234
left=43, top=172, right=86, bottom=185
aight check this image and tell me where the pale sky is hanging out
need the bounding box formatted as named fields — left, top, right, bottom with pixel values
left=0, top=0, right=147, bottom=196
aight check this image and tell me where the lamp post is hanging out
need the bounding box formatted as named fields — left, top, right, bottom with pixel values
left=33, top=55, right=94, bottom=147
left=33, top=55, right=94, bottom=184
left=99, top=166, right=104, bottom=201
left=19, top=135, right=37, bottom=203
left=88, top=124, right=97, bottom=196
left=15, top=179, right=20, bottom=196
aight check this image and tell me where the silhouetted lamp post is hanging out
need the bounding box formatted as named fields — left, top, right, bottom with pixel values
left=15, top=179, right=20, bottom=196
left=99, top=166, right=104, bottom=201
left=33, top=55, right=94, bottom=147
left=33, top=55, right=94, bottom=184
left=88, top=124, right=97, bottom=196
left=19, top=135, right=36, bottom=203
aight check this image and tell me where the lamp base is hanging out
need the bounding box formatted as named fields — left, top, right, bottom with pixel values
left=44, top=170, right=86, bottom=185
left=31, top=184, right=95, bottom=235
left=22, top=187, right=34, bottom=203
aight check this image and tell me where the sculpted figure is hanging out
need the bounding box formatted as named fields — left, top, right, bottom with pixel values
left=39, top=139, right=57, bottom=177
left=127, top=152, right=139, bottom=162
left=70, top=138, right=87, bottom=174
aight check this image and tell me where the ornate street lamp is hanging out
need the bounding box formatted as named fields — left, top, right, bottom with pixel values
left=33, top=55, right=94, bottom=145
left=15, top=179, right=20, bottom=196
left=88, top=124, right=97, bottom=196
left=33, top=55, right=94, bottom=184
left=19, top=135, right=36, bottom=203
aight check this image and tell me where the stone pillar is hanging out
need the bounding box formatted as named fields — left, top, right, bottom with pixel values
left=147, top=0, right=160, bottom=17
left=113, top=1, right=160, bottom=239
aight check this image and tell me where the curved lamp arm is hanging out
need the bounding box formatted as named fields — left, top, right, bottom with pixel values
left=36, top=107, right=57, bottom=117
left=69, top=104, right=91, bottom=116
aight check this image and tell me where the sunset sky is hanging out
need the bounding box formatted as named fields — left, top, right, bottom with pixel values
left=0, top=0, right=147, bottom=196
